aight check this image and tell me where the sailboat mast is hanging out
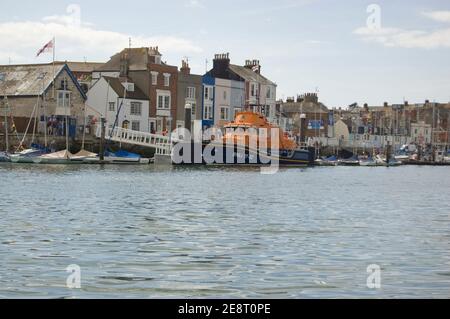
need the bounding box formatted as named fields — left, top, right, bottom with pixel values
left=64, top=77, right=69, bottom=151
left=40, top=73, right=48, bottom=148
left=3, top=98, right=8, bottom=152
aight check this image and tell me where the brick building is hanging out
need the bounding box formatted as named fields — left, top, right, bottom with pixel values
left=93, top=47, right=178, bottom=133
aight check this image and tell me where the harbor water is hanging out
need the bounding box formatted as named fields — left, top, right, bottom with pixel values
left=0, top=164, right=449, bottom=298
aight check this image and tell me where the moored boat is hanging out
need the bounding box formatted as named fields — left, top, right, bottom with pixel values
left=172, top=111, right=313, bottom=166
left=83, top=150, right=149, bottom=164
left=10, top=145, right=50, bottom=163
left=338, top=155, right=360, bottom=166
left=0, top=151, right=10, bottom=162
left=315, top=155, right=338, bottom=166
left=33, top=150, right=74, bottom=164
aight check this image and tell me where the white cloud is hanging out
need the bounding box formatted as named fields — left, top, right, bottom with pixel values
left=0, top=12, right=202, bottom=64
left=185, top=0, right=205, bottom=9
left=422, top=10, right=450, bottom=23
left=354, top=11, right=450, bottom=49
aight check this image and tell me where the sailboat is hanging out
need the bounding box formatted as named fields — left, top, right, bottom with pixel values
left=33, top=77, right=76, bottom=164
left=0, top=151, right=9, bottom=162
left=10, top=82, right=51, bottom=163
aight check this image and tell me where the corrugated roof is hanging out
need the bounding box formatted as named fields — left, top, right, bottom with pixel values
left=0, top=63, right=65, bottom=96
left=228, top=64, right=276, bottom=86
left=103, top=76, right=148, bottom=100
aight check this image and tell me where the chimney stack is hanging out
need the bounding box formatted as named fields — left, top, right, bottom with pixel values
left=212, top=53, right=231, bottom=77
left=180, top=60, right=190, bottom=75
left=245, top=59, right=261, bottom=74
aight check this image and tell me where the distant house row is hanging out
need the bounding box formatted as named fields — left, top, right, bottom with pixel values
left=87, top=48, right=280, bottom=135
left=1, top=47, right=449, bottom=149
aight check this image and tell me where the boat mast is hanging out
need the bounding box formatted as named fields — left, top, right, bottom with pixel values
left=3, top=97, right=8, bottom=152
left=39, top=72, right=48, bottom=148
left=64, top=77, right=69, bottom=151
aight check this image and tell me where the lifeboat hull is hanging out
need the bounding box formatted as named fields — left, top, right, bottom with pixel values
left=171, top=142, right=314, bottom=166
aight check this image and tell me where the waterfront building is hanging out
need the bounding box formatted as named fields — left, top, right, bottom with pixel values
left=93, top=47, right=178, bottom=133
left=201, top=75, right=215, bottom=129
left=87, top=76, right=150, bottom=132
left=176, top=60, right=203, bottom=131
left=202, top=53, right=275, bottom=128
left=0, top=63, right=87, bottom=139
left=55, top=61, right=104, bottom=93
left=411, top=121, right=432, bottom=145
left=279, top=93, right=330, bottom=141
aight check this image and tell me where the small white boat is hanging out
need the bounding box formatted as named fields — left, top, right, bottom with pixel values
left=315, top=155, right=338, bottom=166
left=33, top=150, right=74, bottom=164
left=0, top=151, right=10, bottom=162
left=10, top=148, right=48, bottom=163
left=70, top=150, right=98, bottom=163
left=375, top=155, right=402, bottom=167
left=359, top=157, right=377, bottom=167
left=83, top=150, right=150, bottom=165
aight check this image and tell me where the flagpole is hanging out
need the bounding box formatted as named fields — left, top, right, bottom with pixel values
left=52, top=36, right=56, bottom=99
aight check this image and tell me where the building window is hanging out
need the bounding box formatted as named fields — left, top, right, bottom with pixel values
left=166, top=118, right=172, bottom=131
left=164, top=73, right=170, bottom=87
left=204, top=105, right=213, bottom=120
left=186, top=87, right=196, bottom=99
left=155, top=56, right=161, bottom=65
left=157, top=94, right=171, bottom=109
left=57, top=91, right=71, bottom=108
left=130, top=102, right=142, bottom=115
left=251, top=83, right=258, bottom=97
left=151, top=72, right=158, bottom=85
left=131, top=121, right=140, bottom=131
left=156, top=117, right=163, bottom=133
left=109, top=102, right=115, bottom=112
left=220, top=106, right=230, bottom=121
left=223, top=91, right=227, bottom=101
left=266, top=87, right=271, bottom=99
left=204, top=86, right=213, bottom=101
left=191, top=102, right=196, bottom=117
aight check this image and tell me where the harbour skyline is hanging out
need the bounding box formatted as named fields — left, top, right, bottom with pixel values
left=0, top=0, right=449, bottom=107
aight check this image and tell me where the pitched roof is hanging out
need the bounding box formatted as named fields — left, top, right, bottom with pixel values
left=0, top=63, right=86, bottom=99
left=55, top=61, right=104, bottom=73
left=228, top=64, right=276, bottom=86
left=281, top=101, right=329, bottom=114
left=95, top=47, right=163, bottom=72
left=103, top=76, right=148, bottom=100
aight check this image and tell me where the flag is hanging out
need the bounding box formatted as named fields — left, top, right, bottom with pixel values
left=36, top=39, right=54, bottom=57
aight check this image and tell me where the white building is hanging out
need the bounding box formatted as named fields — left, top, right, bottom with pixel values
left=87, top=77, right=150, bottom=132
left=411, top=121, right=432, bottom=145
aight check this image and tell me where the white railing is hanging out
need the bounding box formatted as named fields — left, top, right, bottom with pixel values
left=95, top=125, right=172, bottom=155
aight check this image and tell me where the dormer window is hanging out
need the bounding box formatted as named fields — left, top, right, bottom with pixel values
left=155, top=55, right=161, bottom=65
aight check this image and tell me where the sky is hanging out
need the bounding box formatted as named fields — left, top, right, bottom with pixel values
left=0, top=0, right=449, bottom=107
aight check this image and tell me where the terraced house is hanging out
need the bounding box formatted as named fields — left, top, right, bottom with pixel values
left=92, top=47, right=178, bottom=134
left=202, top=53, right=276, bottom=129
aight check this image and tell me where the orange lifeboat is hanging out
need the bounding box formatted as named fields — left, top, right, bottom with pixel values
left=222, top=111, right=296, bottom=151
